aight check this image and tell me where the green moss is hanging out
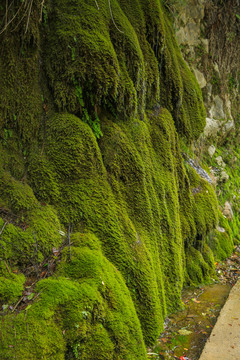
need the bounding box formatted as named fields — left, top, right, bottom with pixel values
left=0, top=1, right=42, bottom=144
left=27, top=154, right=60, bottom=203
left=0, top=272, right=25, bottom=303
left=185, top=245, right=214, bottom=286
left=0, top=169, right=37, bottom=213
left=208, top=213, right=234, bottom=261
left=1, top=234, right=147, bottom=360
left=42, top=0, right=205, bottom=139
left=0, top=205, right=62, bottom=268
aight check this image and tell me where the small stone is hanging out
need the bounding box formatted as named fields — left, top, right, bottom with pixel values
left=217, top=226, right=225, bottom=233
left=209, top=95, right=225, bottom=120
left=193, top=68, right=207, bottom=88
left=204, top=117, right=221, bottom=138
left=206, top=83, right=212, bottom=99
left=208, top=145, right=216, bottom=157
left=201, top=38, right=209, bottom=53
left=221, top=170, right=229, bottom=182
left=215, top=156, right=226, bottom=168
left=224, top=120, right=235, bottom=134
left=213, top=63, right=220, bottom=76
left=223, top=201, right=234, bottom=220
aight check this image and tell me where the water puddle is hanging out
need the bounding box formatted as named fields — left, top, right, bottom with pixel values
left=149, top=283, right=232, bottom=360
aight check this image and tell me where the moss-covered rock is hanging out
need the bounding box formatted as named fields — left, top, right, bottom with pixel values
left=0, top=272, right=25, bottom=303
left=1, top=233, right=147, bottom=360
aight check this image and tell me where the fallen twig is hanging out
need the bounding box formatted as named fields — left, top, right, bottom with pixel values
left=108, top=0, right=124, bottom=33
left=94, top=0, right=99, bottom=10
left=0, top=221, right=7, bottom=237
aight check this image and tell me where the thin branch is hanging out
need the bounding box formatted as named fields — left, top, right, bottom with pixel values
left=108, top=0, right=124, bottom=33
left=0, top=221, right=7, bottom=237
left=11, top=296, right=24, bottom=313
left=33, top=232, right=39, bottom=279
left=68, top=223, right=71, bottom=261
left=94, top=0, right=99, bottom=10
left=4, top=261, right=10, bottom=273
left=39, top=0, right=45, bottom=22
left=11, top=1, right=32, bottom=33
left=24, top=0, right=33, bottom=35
left=5, top=0, right=8, bottom=27
left=0, top=0, right=25, bottom=35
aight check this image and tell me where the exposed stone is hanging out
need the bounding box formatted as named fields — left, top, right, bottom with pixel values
left=204, top=117, right=221, bottom=138
left=193, top=68, right=207, bottom=88
left=215, top=156, right=226, bottom=168
left=187, top=4, right=204, bottom=20
left=223, top=201, right=234, bottom=220
left=176, top=22, right=200, bottom=46
left=217, top=226, right=225, bottom=233
left=188, top=158, right=213, bottom=184
left=201, top=38, right=209, bottom=53
left=220, top=170, right=229, bottom=182
left=208, top=145, right=216, bottom=158
left=225, top=95, right=233, bottom=120
left=209, top=95, right=225, bottom=120
left=206, top=83, right=212, bottom=101
left=224, top=120, right=235, bottom=134
left=209, top=172, right=218, bottom=185
left=213, top=62, right=220, bottom=76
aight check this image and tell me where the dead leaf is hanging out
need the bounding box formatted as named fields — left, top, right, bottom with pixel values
left=192, top=298, right=200, bottom=303
left=161, top=338, right=168, bottom=343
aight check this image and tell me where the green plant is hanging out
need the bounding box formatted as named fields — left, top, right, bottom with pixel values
left=42, top=5, right=48, bottom=25
left=73, top=77, right=103, bottom=139
left=1, top=128, right=13, bottom=145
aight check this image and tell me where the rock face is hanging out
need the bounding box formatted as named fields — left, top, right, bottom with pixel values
left=175, top=0, right=205, bottom=47
left=0, top=0, right=236, bottom=358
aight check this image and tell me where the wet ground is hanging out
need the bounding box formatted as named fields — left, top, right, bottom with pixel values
left=148, top=246, right=240, bottom=360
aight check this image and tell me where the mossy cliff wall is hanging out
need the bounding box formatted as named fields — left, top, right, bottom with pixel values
left=0, top=0, right=234, bottom=358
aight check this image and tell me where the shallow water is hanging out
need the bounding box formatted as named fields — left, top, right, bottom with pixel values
left=149, top=283, right=232, bottom=360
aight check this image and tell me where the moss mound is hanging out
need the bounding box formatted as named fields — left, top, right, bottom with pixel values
left=43, top=0, right=205, bottom=139
left=1, top=233, right=147, bottom=360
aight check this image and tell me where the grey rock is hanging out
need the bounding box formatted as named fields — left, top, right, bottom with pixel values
left=215, top=156, right=226, bottom=168
left=201, top=38, right=209, bottom=53
left=223, top=201, right=234, bottom=220
left=209, top=96, right=225, bottom=120
left=193, top=68, right=207, bottom=88
left=208, top=145, right=216, bottom=158
left=206, top=83, right=212, bottom=101
left=224, top=120, right=235, bottom=133
left=217, top=226, right=225, bottom=233
left=188, top=158, right=213, bottom=184
left=176, top=22, right=200, bottom=46
left=204, top=117, right=221, bottom=138
left=220, top=170, right=229, bottom=182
